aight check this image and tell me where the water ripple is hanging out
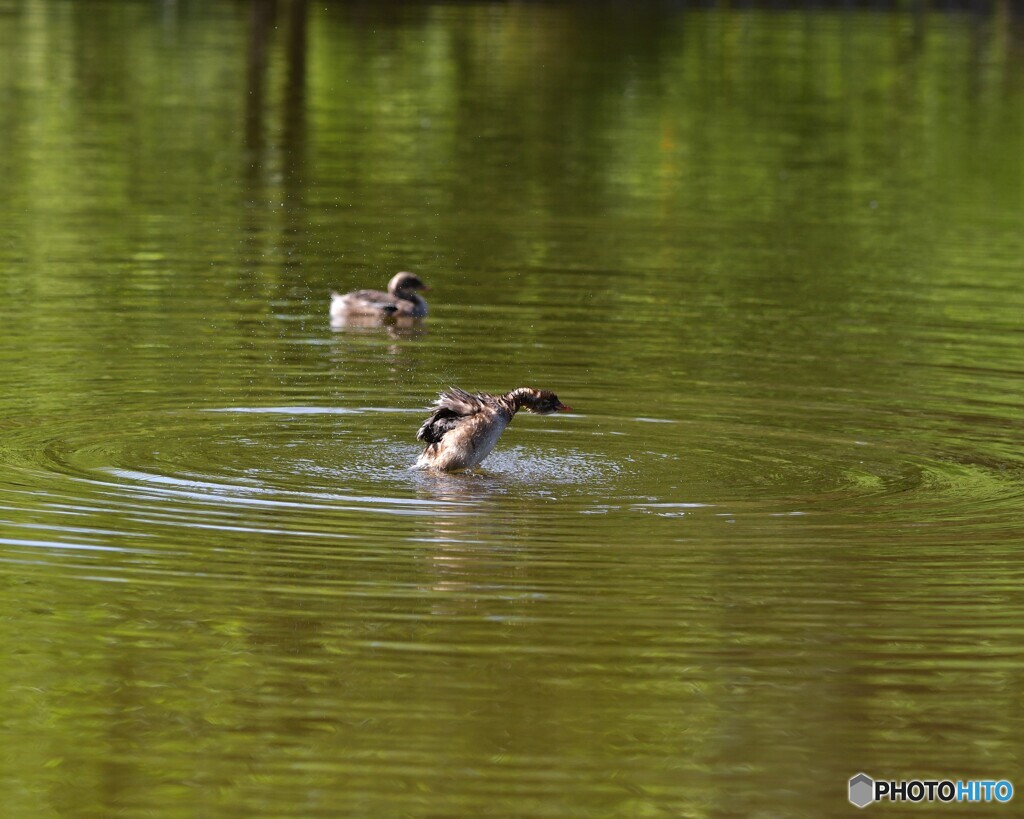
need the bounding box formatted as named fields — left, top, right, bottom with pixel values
left=0, top=396, right=1021, bottom=579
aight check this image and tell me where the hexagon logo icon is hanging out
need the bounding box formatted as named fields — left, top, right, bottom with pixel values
left=849, top=773, right=874, bottom=808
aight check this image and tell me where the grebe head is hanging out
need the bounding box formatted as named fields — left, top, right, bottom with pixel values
left=388, top=272, right=429, bottom=299
left=517, top=388, right=572, bottom=414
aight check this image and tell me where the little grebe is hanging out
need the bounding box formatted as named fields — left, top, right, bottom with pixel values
left=330, top=272, right=429, bottom=320
left=415, top=387, right=572, bottom=472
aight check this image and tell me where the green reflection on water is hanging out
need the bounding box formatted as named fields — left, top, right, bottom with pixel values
left=1, top=1, right=1024, bottom=816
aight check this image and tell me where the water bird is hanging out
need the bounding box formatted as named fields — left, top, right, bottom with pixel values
left=415, top=387, right=572, bottom=472
left=330, top=272, right=429, bottom=321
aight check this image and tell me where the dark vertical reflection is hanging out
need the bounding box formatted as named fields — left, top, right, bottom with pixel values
left=283, top=0, right=309, bottom=165
left=245, top=0, right=277, bottom=173
left=240, top=0, right=279, bottom=325
left=241, top=0, right=312, bottom=305
left=282, top=0, right=309, bottom=276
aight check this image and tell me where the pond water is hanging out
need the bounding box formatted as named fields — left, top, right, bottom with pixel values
left=2, top=0, right=1024, bottom=815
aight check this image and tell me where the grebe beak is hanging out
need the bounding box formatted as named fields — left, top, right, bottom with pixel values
left=556, top=404, right=572, bottom=412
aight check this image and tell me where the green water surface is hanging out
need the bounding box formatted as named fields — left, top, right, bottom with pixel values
left=1, top=1, right=1023, bottom=816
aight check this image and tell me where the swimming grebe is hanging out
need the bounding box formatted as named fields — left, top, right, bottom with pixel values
left=330, top=272, right=429, bottom=321
left=415, top=387, right=572, bottom=472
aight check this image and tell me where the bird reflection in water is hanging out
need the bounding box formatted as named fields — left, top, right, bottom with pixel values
left=412, top=469, right=540, bottom=618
